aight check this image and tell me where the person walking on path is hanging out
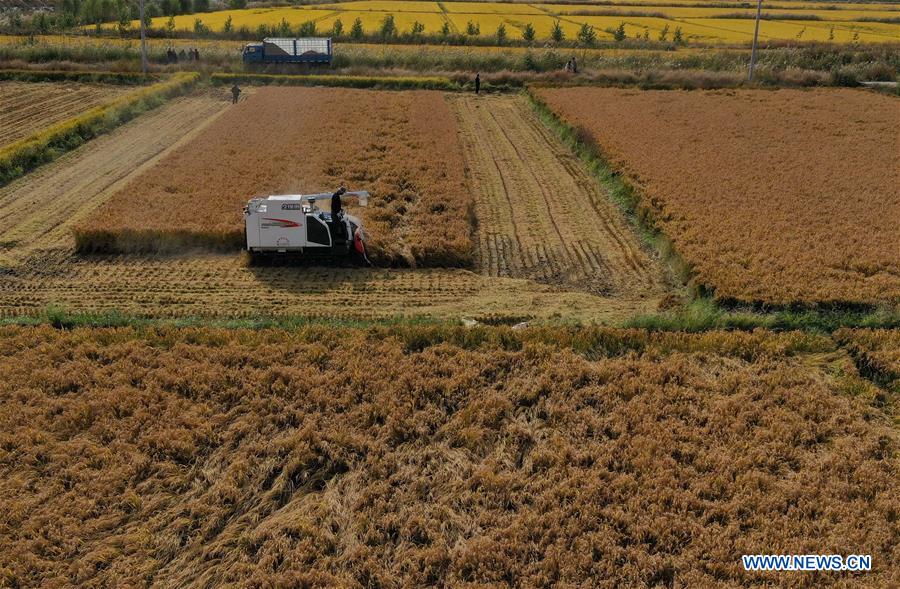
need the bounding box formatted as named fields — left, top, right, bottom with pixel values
left=474, top=73, right=480, bottom=95
left=231, top=84, right=241, bottom=104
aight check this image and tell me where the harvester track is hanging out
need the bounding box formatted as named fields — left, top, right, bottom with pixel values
left=454, top=95, right=664, bottom=298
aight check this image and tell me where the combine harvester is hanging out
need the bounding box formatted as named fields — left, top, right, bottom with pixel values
left=242, top=37, right=333, bottom=66
left=243, top=188, right=370, bottom=264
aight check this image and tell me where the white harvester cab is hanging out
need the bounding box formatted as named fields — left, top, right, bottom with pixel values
left=243, top=190, right=369, bottom=262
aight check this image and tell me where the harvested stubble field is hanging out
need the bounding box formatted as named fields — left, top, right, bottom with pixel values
left=0, top=81, right=133, bottom=147
left=0, top=325, right=897, bottom=587
left=75, top=87, right=473, bottom=268
left=0, top=251, right=664, bottom=322
left=454, top=95, right=665, bottom=299
left=0, top=89, right=232, bottom=266
left=0, top=89, right=662, bottom=322
left=534, top=87, right=900, bottom=307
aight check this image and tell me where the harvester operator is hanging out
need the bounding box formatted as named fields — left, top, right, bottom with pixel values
left=331, top=185, right=347, bottom=237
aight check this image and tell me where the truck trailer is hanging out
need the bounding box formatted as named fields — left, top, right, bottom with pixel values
left=242, top=37, right=333, bottom=66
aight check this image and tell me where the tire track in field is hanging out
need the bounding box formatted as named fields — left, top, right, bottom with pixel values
left=453, top=94, right=664, bottom=297
left=0, top=90, right=235, bottom=266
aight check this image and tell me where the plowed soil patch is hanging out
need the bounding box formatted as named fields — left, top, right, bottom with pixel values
left=535, top=87, right=900, bottom=306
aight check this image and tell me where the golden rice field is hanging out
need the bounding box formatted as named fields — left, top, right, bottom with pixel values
left=1, top=325, right=898, bottom=586
left=126, top=0, right=900, bottom=44
left=535, top=87, right=900, bottom=307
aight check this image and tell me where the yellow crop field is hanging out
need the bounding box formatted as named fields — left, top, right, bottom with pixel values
left=441, top=1, right=547, bottom=14
left=552, top=5, right=900, bottom=22
left=333, top=0, right=441, bottom=12
left=681, top=17, right=899, bottom=43
left=112, top=0, right=897, bottom=44
left=320, top=11, right=447, bottom=33
left=140, top=8, right=341, bottom=32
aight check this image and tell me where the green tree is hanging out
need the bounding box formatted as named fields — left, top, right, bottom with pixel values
left=577, top=22, right=596, bottom=46
left=522, top=22, right=535, bottom=42
left=160, top=0, right=177, bottom=16
left=612, top=21, right=626, bottom=42
left=380, top=14, right=396, bottom=39
left=440, top=21, right=450, bottom=36
left=116, top=0, right=131, bottom=35
left=332, top=18, right=343, bottom=37
left=35, top=11, right=53, bottom=33
left=465, top=20, right=479, bottom=36
left=550, top=20, right=563, bottom=43
left=165, top=14, right=175, bottom=33
left=673, top=26, right=684, bottom=45
left=658, top=23, right=669, bottom=42
left=828, top=26, right=834, bottom=41
left=496, top=22, right=506, bottom=44
left=178, top=0, right=190, bottom=15
left=227, top=0, right=246, bottom=8
left=193, top=17, right=209, bottom=34
left=298, top=20, right=316, bottom=36
left=143, top=9, right=153, bottom=29
left=350, top=17, right=364, bottom=39
left=223, top=14, right=233, bottom=33
left=277, top=17, right=291, bottom=36
left=410, top=20, right=425, bottom=36
left=642, top=29, right=649, bottom=41
left=193, top=0, right=209, bottom=12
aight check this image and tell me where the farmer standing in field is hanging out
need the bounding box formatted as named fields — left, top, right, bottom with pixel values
left=475, top=73, right=480, bottom=95
left=231, top=84, right=241, bottom=104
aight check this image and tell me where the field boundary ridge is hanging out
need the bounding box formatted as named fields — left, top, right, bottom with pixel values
left=210, top=72, right=457, bottom=90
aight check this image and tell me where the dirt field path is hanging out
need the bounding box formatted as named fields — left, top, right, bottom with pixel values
left=0, top=90, right=232, bottom=266
left=454, top=95, right=664, bottom=298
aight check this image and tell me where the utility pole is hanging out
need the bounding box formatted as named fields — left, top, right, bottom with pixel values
left=139, top=0, right=148, bottom=74
left=748, top=0, right=762, bottom=81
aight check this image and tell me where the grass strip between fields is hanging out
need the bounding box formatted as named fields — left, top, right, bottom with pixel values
left=0, top=71, right=199, bottom=185
left=3, top=302, right=898, bottom=336
left=210, top=72, right=458, bottom=91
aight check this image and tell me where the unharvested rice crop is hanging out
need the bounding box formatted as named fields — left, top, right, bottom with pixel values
left=74, top=87, right=473, bottom=267
left=0, top=325, right=897, bottom=586
left=834, top=328, right=900, bottom=392
left=534, top=87, right=900, bottom=307
left=0, top=81, right=132, bottom=147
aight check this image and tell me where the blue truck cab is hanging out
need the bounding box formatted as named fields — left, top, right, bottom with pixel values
left=242, top=37, right=333, bottom=66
